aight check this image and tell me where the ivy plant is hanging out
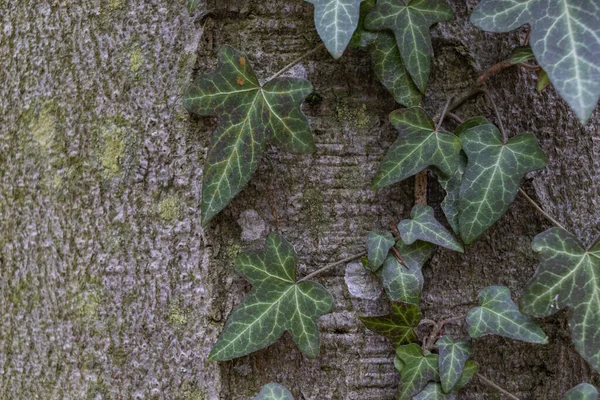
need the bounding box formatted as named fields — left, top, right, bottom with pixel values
left=359, top=301, right=422, bottom=346
left=436, top=336, right=472, bottom=393
left=563, top=383, right=599, bottom=400
left=252, top=383, right=294, bottom=400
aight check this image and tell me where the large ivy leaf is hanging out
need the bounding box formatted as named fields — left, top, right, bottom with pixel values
left=377, top=239, right=434, bottom=304
left=184, top=46, right=314, bottom=225
left=372, top=107, right=462, bottom=189
left=458, top=123, right=547, bottom=244
left=252, top=383, right=295, bottom=400
left=396, top=343, right=440, bottom=400
left=470, top=0, right=600, bottom=123
left=563, top=383, right=599, bottom=400
left=414, top=383, right=457, bottom=400
left=209, top=232, right=333, bottom=360
left=306, top=0, right=364, bottom=59
left=436, top=336, right=472, bottom=393
left=359, top=301, right=422, bottom=346
left=466, top=285, right=548, bottom=344
left=366, top=231, right=396, bottom=271
left=365, top=0, right=454, bottom=92
left=398, top=205, right=464, bottom=252
left=520, top=228, right=600, bottom=372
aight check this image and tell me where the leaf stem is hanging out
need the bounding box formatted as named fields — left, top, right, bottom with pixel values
left=476, top=373, right=521, bottom=400
left=298, top=251, right=366, bottom=282
left=267, top=43, right=326, bottom=82
left=435, top=97, right=454, bottom=132
left=482, top=91, right=507, bottom=144
left=518, top=188, right=566, bottom=230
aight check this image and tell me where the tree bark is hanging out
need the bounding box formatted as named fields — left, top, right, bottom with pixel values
left=1, top=0, right=598, bottom=399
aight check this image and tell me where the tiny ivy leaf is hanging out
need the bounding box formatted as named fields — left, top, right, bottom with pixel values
left=209, top=232, right=333, bottom=360
left=184, top=46, right=314, bottom=225
left=187, top=0, right=201, bottom=13
left=453, top=360, right=478, bottom=391
left=466, top=285, right=548, bottom=344
left=252, top=383, right=295, bottom=400
left=537, top=69, right=551, bottom=92
left=470, top=0, right=600, bottom=123
left=458, top=123, right=547, bottom=244
left=520, top=228, right=600, bottom=372
left=366, top=231, right=396, bottom=271
left=509, top=45, right=535, bottom=65
left=563, top=383, right=599, bottom=400
left=396, top=343, right=440, bottom=400
left=436, top=336, right=472, bottom=393
left=359, top=301, right=422, bottom=346
left=414, top=383, right=457, bottom=400
left=372, top=107, right=462, bottom=189
left=365, top=0, right=454, bottom=93
left=398, top=205, right=464, bottom=252
left=377, top=239, right=434, bottom=304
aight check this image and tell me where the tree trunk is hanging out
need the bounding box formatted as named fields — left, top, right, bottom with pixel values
left=1, top=0, right=598, bottom=399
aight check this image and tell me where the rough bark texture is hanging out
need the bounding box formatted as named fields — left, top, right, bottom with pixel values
left=1, top=0, right=598, bottom=399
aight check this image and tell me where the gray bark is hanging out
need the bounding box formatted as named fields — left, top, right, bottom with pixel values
left=0, top=0, right=598, bottom=399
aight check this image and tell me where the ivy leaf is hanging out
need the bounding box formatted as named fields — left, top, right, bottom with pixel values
left=414, top=383, right=457, bottom=400
left=520, top=228, right=600, bottom=372
left=252, top=383, right=295, bottom=400
left=184, top=46, right=314, bottom=225
left=470, top=0, right=600, bottom=123
left=372, top=107, right=462, bottom=189
left=187, top=0, right=201, bottom=13
left=398, top=205, right=464, bottom=252
left=377, top=239, right=434, bottom=304
left=466, top=285, right=548, bottom=344
left=209, top=232, right=333, bottom=360
left=454, top=360, right=478, bottom=391
left=359, top=301, right=422, bottom=346
left=537, top=69, right=551, bottom=92
left=458, top=123, right=547, bottom=244
left=306, top=0, right=364, bottom=59
left=563, top=383, right=599, bottom=400
left=367, top=231, right=396, bottom=271
left=436, top=336, right=472, bottom=393
left=395, top=343, right=440, bottom=400
left=509, top=45, right=535, bottom=64
left=364, top=0, right=454, bottom=92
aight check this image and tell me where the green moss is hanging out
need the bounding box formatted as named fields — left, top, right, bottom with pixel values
left=99, top=126, right=126, bottom=178
left=110, top=345, right=128, bottom=367
left=109, top=0, right=122, bottom=10
left=168, top=303, right=188, bottom=327
left=73, top=289, right=102, bottom=322
left=8, top=273, right=40, bottom=311
left=129, top=48, right=143, bottom=73
left=19, top=102, right=58, bottom=150
left=302, top=186, right=327, bottom=238
left=336, top=101, right=371, bottom=129
left=159, top=197, right=181, bottom=221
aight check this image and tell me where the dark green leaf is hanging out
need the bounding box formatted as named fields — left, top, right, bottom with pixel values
left=395, top=343, right=440, bottom=400
left=563, top=383, right=599, bottom=400
left=252, top=383, right=295, bottom=400
left=209, top=233, right=332, bottom=360
left=453, top=360, right=478, bottom=391
left=377, top=239, right=434, bottom=304
left=467, top=285, right=548, bottom=344
left=537, top=69, right=551, bottom=92
left=436, top=336, right=472, bottom=393
left=359, top=301, right=422, bottom=346
left=520, top=228, right=600, bottom=372
left=365, top=0, right=454, bottom=92
left=414, top=383, right=457, bottom=400
left=458, top=124, right=547, bottom=244
left=372, top=107, right=462, bottom=189
left=306, top=0, right=364, bottom=59
left=184, top=46, right=314, bottom=225
left=366, top=231, right=396, bottom=271
left=398, top=205, right=464, bottom=252
left=470, top=0, right=600, bottom=123
left=509, top=46, right=535, bottom=64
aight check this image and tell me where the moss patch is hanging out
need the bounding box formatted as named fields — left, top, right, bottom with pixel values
left=336, top=101, right=371, bottom=129
left=129, top=48, right=143, bottom=73
left=99, top=126, right=126, bottom=178
left=159, top=197, right=181, bottom=221
left=302, top=186, right=327, bottom=238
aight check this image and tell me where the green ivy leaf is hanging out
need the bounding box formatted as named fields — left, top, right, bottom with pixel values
left=398, top=205, right=464, bottom=252
left=359, top=301, right=422, bottom=346
left=184, top=46, right=314, bottom=225
left=209, top=232, right=333, bottom=360
left=466, top=285, right=548, bottom=344
left=458, top=123, right=547, bottom=244
left=372, top=107, right=462, bottom=189
left=520, top=228, right=600, bottom=372
left=414, top=383, right=457, bottom=400
left=366, top=231, right=396, bottom=271
left=377, top=239, right=434, bottom=304
left=509, top=45, right=535, bottom=64
left=537, top=69, right=551, bottom=92
left=395, top=343, right=440, bottom=400
left=365, top=0, right=454, bottom=93
left=252, top=383, right=295, bottom=400
left=306, top=0, right=364, bottom=59
left=453, top=360, right=478, bottom=391
left=436, top=336, right=472, bottom=393
left=470, top=0, right=600, bottom=123
left=563, top=383, right=599, bottom=400
left=187, top=0, right=201, bottom=13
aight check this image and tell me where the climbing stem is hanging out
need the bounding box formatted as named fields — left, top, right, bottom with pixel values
left=518, top=188, right=566, bottom=230
left=268, top=43, right=325, bottom=82
left=298, top=251, right=366, bottom=282
left=476, top=373, right=521, bottom=400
